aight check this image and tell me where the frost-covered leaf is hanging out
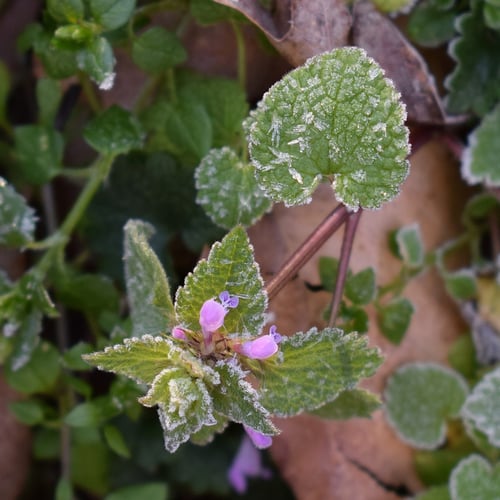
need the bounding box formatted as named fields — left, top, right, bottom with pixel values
left=414, top=485, right=451, bottom=500
left=450, top=455, right=500, bottom=500
left=310, top=388, right=381, bottom=419
left=211, top=361, right=277, bottom=435
left=259, top=328, right=383, bottom=416
left=443, top=270, right=477, bottom=300
left=175, top=226, right=267, bottom=336
left=89, top=0, right=135, bottom=31
left=195, top=147, right=271, bottom=229
left=77, top=36, right=115, bottom=90
left=377, top=297, right=414, bottom=344
left=462, top=105, right=500, bottom=186
left=394, top=223, right=425, bottom=269
left=132, top=27, right=186, bottom=74
left=84, top=105, right=144, bottom=155
left=408, top=0, right=458, bottom=47
left=445, top=5, right=500, bottom=116
left=83, top=334, right=180, bottom=384
left=0, top=178, right=36, bottom=246
left=189, top=413, right=228, bottom=446
left=155, top=375, right=217, bottom=453
left=384, top=363, right=468, bottom=449
left=345, top=267, right=376, bottom=305
left=124, top=220, right=175, bottom=336
left=247, top=47, right=409, bottom=209
left=461, top=365, right=500, bottom=447
left=14, top=125, right=63, bottom=184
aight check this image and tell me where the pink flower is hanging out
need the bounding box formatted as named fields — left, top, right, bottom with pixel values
left=238, top=325, right=282, bottom=360
left=228, top=434, right=272, bottom=494
left=199, top=299, right=227, bottom=334
left=172, top=326, right=187, bottom=340
left=243, top=425, right=273, bottom=449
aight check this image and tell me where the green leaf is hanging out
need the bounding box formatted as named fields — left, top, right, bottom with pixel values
left=394, top=223, right=425, bottom=269
left=259, top=327, right=383, bottom=416
left=14, top=125, right=63, bottom=184
left=36, top=78, right=62, bottom=127
left=211, top=361, right=277, bottom=434
left=147, top=370, right=217, bottom=453
left=0, top=178, right=36, bottom=246
left=416, top=448, right=472, bottom=488
left=84, top=105, right=144, bottom=154
left=195, top=147, right=271, bottom=229
left=55, top=24, right=97, bottom=44
left=461, top=365, right=500, bottom=447
left=445, top=5, right=500, bottom=116
left=71, top=439, right=110, bottom=495
left=414, top=485, right=451, bottom=500
left=83, top=334, right=179, bottom=384
left=337, top=304, right=369, bottom=334
left=377, top=297, right=414, bottom=344
left=175, top=226, right=267, bottom=335
left=124, top=220, right=175, bottom=336
left=462, top=193, right=499, bottom=224
left=450, top=455, right=500, bottom=500
left=8, top=399, right=45, bottom=425
left=103, top=424, right=131, bottom=458
left=62, top=342, right=94, bottom=371
left=462, top=105, right=500, bottom=186
left=371, top=0, right=413, bottom=13
left=132, top=27, right=186, bottom=74
left=443, top=270, right=477, bottom=300
left=77, top=36, right=115, bottom=90
left=89, top=0, right=136, bottom=31
left=47, top=0, right=85, bottom=23
left=105, top=483, right=168, bottom=500
left=190, top=0, right=242, bottom=24
left=345, top=267, right=376, bottom=305
left=65, top=396, right=122, bottom=427
left=55, top=477, right=74, bottom=500
left=33, top=428, right=60, bottom=459
left=310, top=388, right=381, bottom=419
left=189, top=413, right=228, bottom=446
left=407, top=0, right=458, bottom=47
left=448, top=334, right=478, bottom=380
left=247, top=47, right=409, bottom=209
left=484, top=1, right=500, bottom=30
left=33, top=30, right=79, bottom=79
left=384, top=363, right=469, bottom=449
left=5, top=341, right=61, bottom=394
left=318, top=256, right=341, bottom=292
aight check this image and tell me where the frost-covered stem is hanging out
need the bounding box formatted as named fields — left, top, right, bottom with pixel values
left=328, top=209, right=362, bottom=327
left=78, top=72, right=102, bottom=114
left=265, top=204, right=350, bottom=301
left=231, top=20, right=246, bottom=90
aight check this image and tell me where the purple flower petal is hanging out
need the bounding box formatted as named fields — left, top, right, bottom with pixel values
left=220, top=290, right=239, bottom=309
left=172, top=326, right=187, bottom=340
left=228, top=435, right=272, bottom=494
left=199, top=299, right=226, bottom=333
left=240, top=335, right=278, bottom=360
left=269, top=325, right=282, bottom=343
left=243, top=425, right=273, bottom=449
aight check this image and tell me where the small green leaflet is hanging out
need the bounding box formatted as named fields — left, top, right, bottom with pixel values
left=0, top=178, right=36, bottom=246
left=132, top=27, right=186, bottom=74
left=394, top=223, right=425, bottom=269
left=259, top=327, right=383, bottom=416
left=105, top=482, right=168, bottom=500
left=450, top=455, right=500, bottom=500
left=36, top=78, right=62, bottom=127
left=462, top=105, right=500, bottom=187
left=247, top=47, right=409, bottom=210
left=47, top=0, right=85, bottom=23
left=84, top=105, right=144, bottom=155
left=443, top=269, right=477, bottom=300
left=345, top=267, right=376, bottom=305
left=384, top=363, right=469, bottom=450
left=195, top=147, right=271, bottom=229
left=377, top=297, right=414, bottom=344
left=89, top=0, right=136, bottom=31
left=77, top=37, right=115, bottom=90
left=175, top=226, right=267, bottom=336
left=461, top=365, right=500, bottom=447
left=124, top=220, right=175, bottom=336
left=14, top=125, right=63, bottom=184
left=310, top=388, right=381, bottom=420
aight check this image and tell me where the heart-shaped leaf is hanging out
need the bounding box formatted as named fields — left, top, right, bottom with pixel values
left=246, top=47, right=409, bottom=210
left=450, top=455, right=500, bottom=500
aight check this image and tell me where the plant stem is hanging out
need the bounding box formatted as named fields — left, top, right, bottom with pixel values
left=265, top=204, right=350, bottom=301
left=78, top=72, right=102, bottom=114
left=35, top=154, right=114, bottom=275
left=328, top=209, right=362, bottom=327
left=231, top=20, right=246, bottom=89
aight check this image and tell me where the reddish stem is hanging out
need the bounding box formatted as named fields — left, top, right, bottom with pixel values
left=328, top=209, right=363, bottom=327
left=265, top=204, right=350, bottom=301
